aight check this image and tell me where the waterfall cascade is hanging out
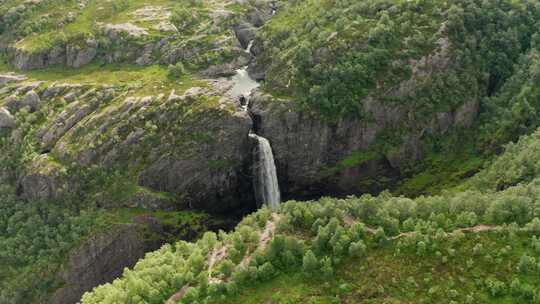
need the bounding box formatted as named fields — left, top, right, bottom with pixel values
left=228, top=36, right=282, bottom=209
left=249, top=133, right=281, bottom=209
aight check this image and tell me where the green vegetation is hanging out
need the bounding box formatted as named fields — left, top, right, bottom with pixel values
left=0, top=182, right=215, bottom=303
left=0, top=61, right=203, bottom=96
left=81, top=123, right=540, bottom=303
left=255, top=0, right=540, bottom=199
left=0, top=185, right=106, bottom=303
left=259, top=0, right=540, bottom=122
left=5, top=0, right=540, bottom=303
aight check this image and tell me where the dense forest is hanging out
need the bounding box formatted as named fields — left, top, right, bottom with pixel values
left=1, top=0, right=540, bottom=303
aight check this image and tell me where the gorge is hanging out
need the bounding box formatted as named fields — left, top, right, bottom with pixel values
left=2, top=0, right=540, bottom=303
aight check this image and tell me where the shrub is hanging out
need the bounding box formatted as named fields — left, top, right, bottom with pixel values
left=257, top=262, right=276, bottom=281
left=218, top=259, right=234, bottom=278
left=168, top=63, right=186, bottom=79
left=302, top=250, right=319, bottom=274
left=525, top=218, right=540, bottom=235
left=348, top=240, right=367, bottom=258
left=485, top=278, right=506, bottom=297
left=517, top=255, right=537, bottom=274
left=531, top=236, right=540, bottom=254
left=320, top=256, right=334, bottom=278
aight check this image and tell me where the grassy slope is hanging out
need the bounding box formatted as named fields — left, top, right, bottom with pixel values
left=219, top=232, right=537, bottom=304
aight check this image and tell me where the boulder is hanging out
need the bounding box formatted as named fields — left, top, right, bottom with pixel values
left=20, top=89, right=41, bottom=112
left=66, top=38, right=97, bottom=68
left=3, top=95, right=19, bottom=111
left=0, top=107, right=16, bottom=129
left=234, top=23, right=257, bottom=49
left=18, top=154, right=66, bottom=202
left=0, top=74, right=27, bottom=86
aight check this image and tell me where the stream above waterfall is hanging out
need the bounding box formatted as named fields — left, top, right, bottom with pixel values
left=229, top=67, right=260, bottom=100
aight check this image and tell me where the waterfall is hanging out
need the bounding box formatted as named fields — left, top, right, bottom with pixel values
left=245, top=40, right=255, bottom=54
left=249, top=133, right=281, bottom=209
left=228, top=36, right=281, bottom=209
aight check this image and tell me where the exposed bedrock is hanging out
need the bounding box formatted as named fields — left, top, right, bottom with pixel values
left=249, top=91, right=479, bottom=200
left=1, top=82, right=256, bottom=213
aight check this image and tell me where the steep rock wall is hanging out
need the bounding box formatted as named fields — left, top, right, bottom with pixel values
left=249, top=91, right=479, bottom=199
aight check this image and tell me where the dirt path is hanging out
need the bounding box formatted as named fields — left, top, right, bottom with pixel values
left=344, top=215, right=502, bottom=241
left=239, top=213, right=281, bottom=269
left=165, top=285, right=190, bottom=304
left=166, top=213, right=282, bottom=302
left=207, top=245, right=228, bottom=284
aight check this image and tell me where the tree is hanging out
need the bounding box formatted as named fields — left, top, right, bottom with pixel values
left=517, top=255, right=537, bottom=274
left=302, top=250, right=319, bottom=274
left=320, top=256, right=334, bottom=278
left=348, top=240, right=367, bottom=258
left=219, top=259, right=234, bottom=278
left=257, top=262, right=276, bottom=281
left=525, top=218, right=540, bottom=235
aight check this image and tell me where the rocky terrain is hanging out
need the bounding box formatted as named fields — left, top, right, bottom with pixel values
left=2, top=0, right=540, bottom=303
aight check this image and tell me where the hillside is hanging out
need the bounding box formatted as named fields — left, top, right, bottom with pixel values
left=2, top=0, right=540, bottom=303
left=81, top=126, right=540, bottom=303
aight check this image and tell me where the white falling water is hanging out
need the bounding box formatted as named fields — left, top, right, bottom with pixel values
left=249, top=133, right=281, bottom=209
left=229, top=40, right=259, bottom=100
left=229, top=67, right=260, bottom=100
left=245, top=40, right=255, bottom=54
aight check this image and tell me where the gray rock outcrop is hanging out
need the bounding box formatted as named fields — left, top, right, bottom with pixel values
left=66, top=38, right=98, bottom=68
left=0, top=107, right=16, bottom=128
left=17, top=154, right=66, bottom=202
left=0, top=73, right=27, bottom=85
left=20, top=89, right=41, bottom=112
left=10, top=45, right=66, bottom=70
left=249, top=89, right=481, bottom=199
left=49, top=224, right=161, bottom=304
left=14, top=82, right=255, bottom=213
left=234, top=23, right=257, bottom=49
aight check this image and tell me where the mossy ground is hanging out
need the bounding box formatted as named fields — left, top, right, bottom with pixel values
left=0, top=58, right=205, bottom=96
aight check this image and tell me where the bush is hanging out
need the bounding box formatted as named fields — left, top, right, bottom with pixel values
left=517, top=255, right=537, bottom=274
left=302, top=250, right=319, bottom=274
left=168, top=63, right=186, bottom=79
left=218, top=259, right=234, bottom=278
left=320, top=256, right=334, bottom=278
left=485, top=278, right=506, bottom=297
left=525, top=218, right=540, bottom=235
left=348, top=240, right=367, bottom=258
left=531, top=236, right=540, bottom=254
left=257, top=262, right=276, bottom=281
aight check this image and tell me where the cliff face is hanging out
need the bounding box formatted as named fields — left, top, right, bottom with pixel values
left=249, top=91, right=479, bottom=199
left=50, top=224, right=155, bottom=304
left=48, top=211, right=232, bottom=304
left=0, top=79, right=255, bottom=213
left=247, top=27, right=481, bottom=198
